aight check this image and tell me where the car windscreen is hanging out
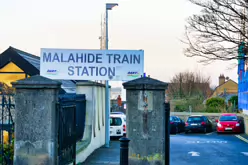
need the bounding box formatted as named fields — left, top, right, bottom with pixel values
left=187, top=116, right=204, bottom=123
left=170, top=116, right=173, bottom=121
left=219, top=116, right=238, bottom=121
left=110, top=117, right=122, bottom=126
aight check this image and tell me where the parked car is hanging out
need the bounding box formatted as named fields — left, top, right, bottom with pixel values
left=110, top=113, right=126, bottom=137
left=185, top=115, right=213, bottom=134
left=170, top=116, right=185, bottom=134
left=216, top=113, right=244, bottom=134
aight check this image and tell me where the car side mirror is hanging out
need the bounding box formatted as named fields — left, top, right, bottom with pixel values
left=215, top=119, right=218, bottom=123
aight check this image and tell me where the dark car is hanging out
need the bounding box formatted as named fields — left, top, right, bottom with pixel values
left=170, top=116, right=185, bottom=134
left=185, top=115, right=213, bottom=134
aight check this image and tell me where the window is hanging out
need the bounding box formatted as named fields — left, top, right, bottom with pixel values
left=110, top=117, right=122, bottom=126
left=219, top=116, right=238, bottom=121
left=187, top=116, right=204, bottom=122
left=179, top=118, right=184, bottom=123
left=174, top=117, right=180, bottom=122
left=202, top=117, right=207, bottom=121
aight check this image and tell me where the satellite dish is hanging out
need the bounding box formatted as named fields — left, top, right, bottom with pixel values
left=226, top=76, right=229, bottom=80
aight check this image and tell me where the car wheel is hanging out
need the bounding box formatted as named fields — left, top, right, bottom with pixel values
left=185, top=131, right=189, bottom=134
left=176, top=127, right=179, bottom=134
left=204, top=128, right=207, bottom=133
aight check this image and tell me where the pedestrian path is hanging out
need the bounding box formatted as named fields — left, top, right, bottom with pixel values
left=77, top=140, right=120, bottom=165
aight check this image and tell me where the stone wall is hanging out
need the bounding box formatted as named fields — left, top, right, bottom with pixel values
left=171, top=112, right=248, bottom=134
left=171, top=112, right=222, bottom=123
left=243, top=114, right=248, bottom=135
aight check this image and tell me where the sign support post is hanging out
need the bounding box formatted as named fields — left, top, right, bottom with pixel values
left=105, top=6, right=110, bottom=148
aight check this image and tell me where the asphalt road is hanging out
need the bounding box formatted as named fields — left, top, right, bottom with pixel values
left=80, top=133, right=248, bottom=165
left=171, top=132, right=248, bottom=165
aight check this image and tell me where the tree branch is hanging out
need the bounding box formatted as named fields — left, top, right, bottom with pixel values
left=183, top=0, right=248, bottom=63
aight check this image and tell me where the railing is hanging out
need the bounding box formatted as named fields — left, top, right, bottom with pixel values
left=0, top=94, right=15, bottom=165
left=57, top=93, right=86, bottom=165
left=57, top=95, right=77, bottom=165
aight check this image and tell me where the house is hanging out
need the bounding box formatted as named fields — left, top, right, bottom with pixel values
left=207, top=74, right=238, bottom=103
left=0, top=46, right=82, bottom=93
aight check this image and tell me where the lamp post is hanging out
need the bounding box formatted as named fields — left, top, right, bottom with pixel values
left=105, top=3, right=118, bottom=148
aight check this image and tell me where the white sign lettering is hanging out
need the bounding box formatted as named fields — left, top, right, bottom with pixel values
left=188, top=151, right=200, bottom=156
left=186, top=140, right=228, bottom=144
left=241, top=152, right=248, bottom=156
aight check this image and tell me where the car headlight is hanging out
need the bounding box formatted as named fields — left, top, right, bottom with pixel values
left=217, top=123, right=222, bottom=127
left=236, top=123, right=240, bottom=127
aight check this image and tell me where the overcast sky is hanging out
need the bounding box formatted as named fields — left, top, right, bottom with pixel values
left=0, top=0, right=238, bottom=88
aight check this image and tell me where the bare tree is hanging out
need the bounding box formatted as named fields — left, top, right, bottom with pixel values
left=168, top=70, right=211, bottom=99
left=183, top=0, right=248, bottom=64
left=0, top=82, right=15, bottom=95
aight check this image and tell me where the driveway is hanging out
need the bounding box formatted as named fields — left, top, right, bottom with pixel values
left=171, top=132, right=248, bottom=165
left=79, top=133, right=248, bottom=165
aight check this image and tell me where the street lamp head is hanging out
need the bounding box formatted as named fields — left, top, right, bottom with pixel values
left=106, top=3, right=118, bottom=10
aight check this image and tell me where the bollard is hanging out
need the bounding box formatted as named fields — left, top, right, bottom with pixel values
left=119, top=137, right=130, bottom=165
left=164, top=102, right=170, bottom=165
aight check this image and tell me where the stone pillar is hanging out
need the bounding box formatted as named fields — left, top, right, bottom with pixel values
left=123, top=76, right=168, bottom=165
left=11, top=75, right=61, bottom=165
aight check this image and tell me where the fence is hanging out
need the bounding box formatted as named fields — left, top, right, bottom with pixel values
left=0, top=94, right=15, bottom=165
left=57, top=93, right=86, bottom=165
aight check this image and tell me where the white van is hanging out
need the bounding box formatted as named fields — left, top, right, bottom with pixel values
left=110, top=113, right=126, bottom=137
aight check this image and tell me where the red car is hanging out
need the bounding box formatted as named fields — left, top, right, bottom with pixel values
left=216, top=114, right=244, bottom=133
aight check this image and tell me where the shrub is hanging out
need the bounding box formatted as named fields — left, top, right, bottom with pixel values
left=228, top=96, right=238, bottom=106
left=205, top=106, right=221, bottom=113
left=206, top=97, right=226, bottom=113
left=173, top=97, right=206, bottom=112
left=174, top=104, right=188, bottom=112
left=0, top=131, right=14, bottom=164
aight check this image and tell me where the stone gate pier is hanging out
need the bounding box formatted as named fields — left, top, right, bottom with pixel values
left=123, top=75, right=168, bottom=165
left=12, top=76, right=61, bottom=165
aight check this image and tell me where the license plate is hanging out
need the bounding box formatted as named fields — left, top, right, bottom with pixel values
left=117, top=129, right=121, bottom=134
left=225, top=127, right=232, bottom=130
left=191, top=123, right=197, bottom=126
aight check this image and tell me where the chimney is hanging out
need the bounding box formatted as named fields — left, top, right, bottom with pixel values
left=219, top=74, right=225, bottom=85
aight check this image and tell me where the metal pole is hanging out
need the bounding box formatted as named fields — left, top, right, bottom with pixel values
left=105, top=8, right=110, bottom=148
left=119, top=137, right=130, bottom=165
left=164, top=102, right=170, bottom=165
left=1, top=95, right=4, bottom=165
